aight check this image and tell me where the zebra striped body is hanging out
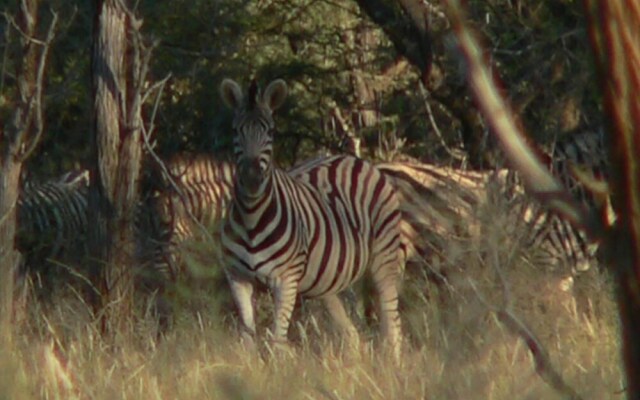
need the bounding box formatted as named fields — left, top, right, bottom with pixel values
left=141, top=155, right=235, bottom=282
left=375, top=162, right=485, bottom=276
left=220, top=78, right=403, bottom=355
left=513, top=130, right=610, bottom=273
left=16, top=170, right=90, bottom=293
left=376, top=129, right=610, bottom=278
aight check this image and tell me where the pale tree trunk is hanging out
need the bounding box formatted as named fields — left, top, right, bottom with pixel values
left=89, top=0, right=144, bottom=335
left=0, top=161, right=22, bottom=340
left=0, top=0, right=55, bottom=340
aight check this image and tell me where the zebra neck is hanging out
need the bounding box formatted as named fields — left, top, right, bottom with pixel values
left=234, top=169, right=276, bottom=224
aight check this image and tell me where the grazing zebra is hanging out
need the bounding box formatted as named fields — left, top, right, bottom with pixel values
left=16, top=170, right=90, bottom=294
left=377, top=129, right=610, bottom=280
left=219, top=78, right=404, bottom=357
left=513, top=129, right=611, bottom=274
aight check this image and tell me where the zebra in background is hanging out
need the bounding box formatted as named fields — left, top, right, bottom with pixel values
left=135, top=154, right=237, bottom=328
left=505, top=129, right=611, bottom=276
left=376, top=129, right=611, bottom=285
left=138, top=154, right=235, bottom=284
left=16, top=169, right=90, bottom=297
left=219, top=78, right=404, bottom=357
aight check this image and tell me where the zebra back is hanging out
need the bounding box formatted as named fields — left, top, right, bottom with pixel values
left=376, top=162, right=484, bottom=257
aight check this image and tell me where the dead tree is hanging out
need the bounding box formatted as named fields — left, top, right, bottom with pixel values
left=89, top=0, right=146, bottom=334
left=0, top=0, right=56, bottom=339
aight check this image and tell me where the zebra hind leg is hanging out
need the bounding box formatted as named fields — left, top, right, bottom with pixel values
left=322, top=293, right=361, bottom=350
left=369, top=252, right=403, bottom=363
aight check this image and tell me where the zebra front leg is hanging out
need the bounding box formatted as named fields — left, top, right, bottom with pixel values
left=268, top=274, right=301, bottom=346
left=226, top=271, right=257, bottom=350
left=322, top=294, right=360, bottom=349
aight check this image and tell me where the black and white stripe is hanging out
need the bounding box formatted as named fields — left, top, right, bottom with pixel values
left=16, top=170, right=90, bottom=291
left=376, top=129, right=610, bottom=278
left=220, top=78, right=404, bottom=356
left=517, top=129, right=611, bottom=273
left=140, top=155, right=236, bottom=282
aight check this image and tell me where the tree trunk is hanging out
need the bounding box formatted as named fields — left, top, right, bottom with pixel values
left=89, top=0, right=143, bottom=335
left=0, top=161, right=21, bottom=339
left=0, top=0, right=43, bottom=340
left=583, top=1, right=640, bottom=396
left=355, top=0, right=492, bottom=167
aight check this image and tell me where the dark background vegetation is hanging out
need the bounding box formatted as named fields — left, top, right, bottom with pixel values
left=1, top=0, right=602, bottom=179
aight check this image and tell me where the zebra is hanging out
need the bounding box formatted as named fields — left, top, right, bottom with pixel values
left=219, top=78, right=404, bottom=357
left=505, top=129, right=611, bottom=275
left=16, top=170, right=90, bottom=296
left=375, top=162, right=488, bottom=272
left=139, top=154, right=236, bottom=283
left=376, top=129, right=611, bottom=281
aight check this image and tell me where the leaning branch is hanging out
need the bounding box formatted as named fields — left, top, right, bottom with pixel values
left=445, top=1, right=597, bottom=398
left=468, top=272, right=583, bottom=400
left=443, top=0, right=604, bottom=242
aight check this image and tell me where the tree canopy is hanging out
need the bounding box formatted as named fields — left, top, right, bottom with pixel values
left=0, top=0, right=601, bottom=178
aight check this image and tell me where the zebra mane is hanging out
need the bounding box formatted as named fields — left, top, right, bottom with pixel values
left=247, top=79, right=259, bottom=110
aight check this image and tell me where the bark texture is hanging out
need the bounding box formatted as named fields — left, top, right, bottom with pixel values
left=90, top=0, right=143, bottom=333
left=0, top=0, right=47, bottom=338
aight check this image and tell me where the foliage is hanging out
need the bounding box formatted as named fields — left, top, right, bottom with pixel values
left=1, top=0, right=602, bottom=177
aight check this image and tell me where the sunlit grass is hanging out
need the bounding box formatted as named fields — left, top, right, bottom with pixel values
left=6, top=194, right=624, bottom=400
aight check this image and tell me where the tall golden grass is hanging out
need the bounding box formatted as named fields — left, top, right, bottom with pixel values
left=5, top=186, right=622, bottom=400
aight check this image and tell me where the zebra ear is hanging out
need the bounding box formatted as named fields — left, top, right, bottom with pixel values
left=263, top=79, right=288, bottom=111
left=220, top=79, right=244, bottom=109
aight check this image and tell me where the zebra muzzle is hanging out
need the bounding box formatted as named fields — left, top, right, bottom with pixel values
left=239, top=158, right=264, bottom=194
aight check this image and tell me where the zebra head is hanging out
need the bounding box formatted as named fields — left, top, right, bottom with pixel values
left=220, top=78, right=288, bottom=197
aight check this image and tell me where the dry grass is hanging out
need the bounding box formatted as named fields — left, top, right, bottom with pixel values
left=5, top=198, right=625, bottom=400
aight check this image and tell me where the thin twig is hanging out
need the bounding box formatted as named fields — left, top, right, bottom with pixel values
left=20, top=9, right=58, bottom=161
left=495, top=310, right=584, bottom=400
left=418, top=82, right=466, bottom=162
left=468, top=278, right=584, bottom=400
left=2, top=12, right=47, bottom=46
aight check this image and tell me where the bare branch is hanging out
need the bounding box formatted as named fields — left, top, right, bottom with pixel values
left=443, top=0, right=605, bottom=242
left=495, top=309, right=584, bottom=400
left=418, top=82, right=466, bottom=162
left=20, top=9, right=58, bottom=161
left=2, top=12, right=47, bottom=46
left=139, top=76, right=218, bottom=246
left=468, top=268, right=584, bottom=400
left=142, top=73, right=172, bottom=137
